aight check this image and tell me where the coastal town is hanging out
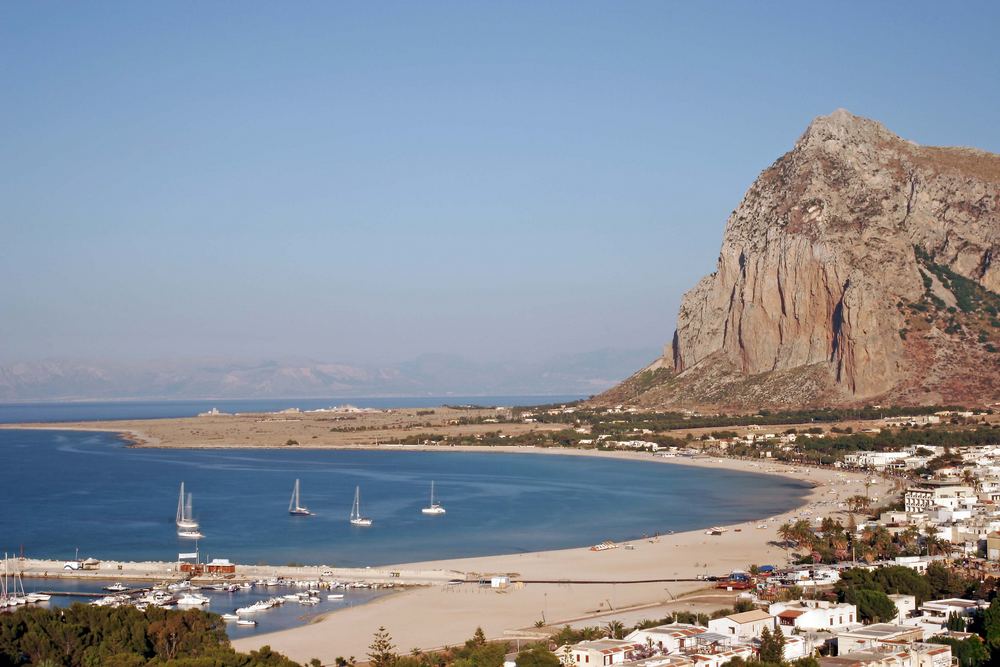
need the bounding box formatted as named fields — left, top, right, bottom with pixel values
left=4, top=405, right=1000, bottom=667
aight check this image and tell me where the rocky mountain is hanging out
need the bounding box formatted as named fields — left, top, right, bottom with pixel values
left=598, top=110, right=1000, bottom=409
left=0, top=348, right=656, bottom=401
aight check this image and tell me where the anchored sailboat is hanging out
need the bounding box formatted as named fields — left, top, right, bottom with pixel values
left=175, top=482, right=199, bottom=530
left=421, top=480, right=446, bottom=515
left=349, top=486, right=373, bottom=526
left=176, top=483, right=204, bottom=538
left=288, top=479, right=313, bottom=516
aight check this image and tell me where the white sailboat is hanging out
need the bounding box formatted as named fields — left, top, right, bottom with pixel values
left=288, top=479, right=313, bottom=516
left=175, top=482, right=199, bottom=530
left=421, top=481, right=446, bottom=515
left=177, top=486, right=204, bottom=538
left=2, top=555, right=26, bottom=606
left=349, top=486, right=373, bottom=526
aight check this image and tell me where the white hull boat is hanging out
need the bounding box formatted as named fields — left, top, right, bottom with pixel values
left=349, top=486, right=373, bottom=526
left=175, top=482, right=200, bottom=530
left=421, top=480, right=446, bottom=515
left=288, top=478, right=313, bottom=516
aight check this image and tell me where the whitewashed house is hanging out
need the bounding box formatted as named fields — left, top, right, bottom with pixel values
left=707, top=610, right=776, bottom=642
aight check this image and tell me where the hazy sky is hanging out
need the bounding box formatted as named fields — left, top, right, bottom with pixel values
left=2, top=2, right=999, bottom=365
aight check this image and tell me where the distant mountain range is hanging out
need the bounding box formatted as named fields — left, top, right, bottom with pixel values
left=0, top=348, right=658, bottom=401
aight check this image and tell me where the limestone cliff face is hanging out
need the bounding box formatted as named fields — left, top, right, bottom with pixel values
left=604, top=110, right=1000, bottom=408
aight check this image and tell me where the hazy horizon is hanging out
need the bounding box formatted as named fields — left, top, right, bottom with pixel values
left=3, top=2, right=1000, bottom=370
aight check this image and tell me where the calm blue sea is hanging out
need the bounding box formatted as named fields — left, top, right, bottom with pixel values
left=0, top=428, right=810, bottom=567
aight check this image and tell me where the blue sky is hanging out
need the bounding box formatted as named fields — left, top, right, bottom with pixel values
left=2, top=2, right=998, bottom=365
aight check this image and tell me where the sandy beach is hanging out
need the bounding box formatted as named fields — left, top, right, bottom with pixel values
left=223, top=451, right=890, bottom=665
left=4, top=422, right=895, bottom=664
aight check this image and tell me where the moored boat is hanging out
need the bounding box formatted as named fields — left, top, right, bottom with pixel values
left=175, top=482, right=199, bottom=530
left=421, top=480, right=446, bottom=515
left=349, top=486, right=373, bottom=526
left=288, top=479, right=313, bottom=516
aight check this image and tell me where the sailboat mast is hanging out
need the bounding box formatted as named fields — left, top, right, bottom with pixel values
left=176, top=482, right=185, bottom=523
left=185, top=493, right=194, bottom=522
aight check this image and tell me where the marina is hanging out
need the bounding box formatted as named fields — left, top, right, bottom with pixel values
left=1, top=574, right=387, bottom=636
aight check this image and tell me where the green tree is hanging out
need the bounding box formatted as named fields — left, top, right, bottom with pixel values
left=368, top=626, right=398, bottom=667
left=929, top=635, right=989, bottom=667
left=843, top=589, right=899, bottom=623
left=604, top=620, right=625, bottom=640
left=516, top=646, right=561, bottom=667
left=733, top=599, right=756, bottom=613
left=982, top=597, right=1000, bottom=658
left=927, top=562, right=972, bottom=599
left=791, top=658, right=820, bottom=667
left=758, top=626, right=785, bottom=664
left=467, top=627, right=488, bottom=648
left=947, top=612, right=968, bottom=632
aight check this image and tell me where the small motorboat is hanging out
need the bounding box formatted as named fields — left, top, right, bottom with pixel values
left=221, top=613, right=239, bottom=621
left=236, top=618, right=257, bottom=626
left=103, top=583, right=128, bottom=592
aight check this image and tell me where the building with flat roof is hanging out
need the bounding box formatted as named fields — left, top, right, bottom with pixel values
left=707, top=610, right=775, bottom=642
left=625, top=625, right=705, bottom=655
left=836, top=625, right=924, bottom=655
left=820, top=642, right=951, bottom=667
left=770, top=599, right=858, bottom=633
left=559, top=640, right=644, bottom=667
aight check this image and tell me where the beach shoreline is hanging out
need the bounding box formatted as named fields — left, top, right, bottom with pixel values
left=2, top=422, right=894, bottom=664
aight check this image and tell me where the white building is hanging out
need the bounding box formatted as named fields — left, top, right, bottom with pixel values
left=887, top=595, right=917, bottom=624
left=560, top=640, right=644, bottom=667
left=843, top=452, right=910, bottom=470
left=707, top=610, right=775, bottom=641
left=625, top=625, right=705, bottom=654
left=686, top=647, right=753, bottom=667
left=836, top=624, right=924, bottom=655
left=912, top=598, right=988, bottom=633
left=769, top=599, right=858, bottom=633
left=819, top=642, right=951, bottom=667
left=904, top=484, right=976, bottom=513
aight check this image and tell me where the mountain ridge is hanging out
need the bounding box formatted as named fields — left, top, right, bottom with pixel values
left=597, top=109, right=1000, bottom=409
left=0, top=348, right=655, bottom=401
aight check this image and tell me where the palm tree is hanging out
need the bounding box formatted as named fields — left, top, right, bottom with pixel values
left=832, top=537, right=849, bottom=561
left=898, top=527, right=921, bottom=555
left=777, top=522, right=794, bottom=547
left=923, top=526, right=944, bottom=556
left=605, top=620, right=625, bottom=640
